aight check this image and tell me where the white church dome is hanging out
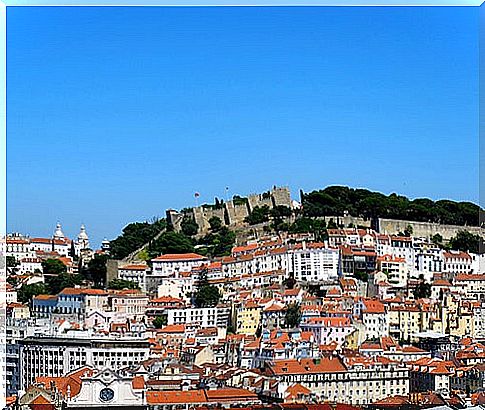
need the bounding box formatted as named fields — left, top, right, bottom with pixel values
left=54, top=222, right=65, bottom=239
left=78, top=224, right=89, bottom=240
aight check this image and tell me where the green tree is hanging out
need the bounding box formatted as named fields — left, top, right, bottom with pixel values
left=208, top=216, right=223, bottom=232
left=193, top=269, right=221, bottom=308
left=152, top=315, right=168, bottom=328
left=449, top=230, right=482, bottom=254
left=6, top=256, right=18, bottom=268
left=18, top=283, right=49, bottom=304
left=46, top=272, right=83, bottom=295
left=404, top=224, right=414, bottom=237
left=245, top=205, right=270, bottom=225
left=108, top=279, right=140, bottom=290
left=354, top=271, right=368, bottom=282
left=84, top=254, right=108, bottom=288
left=197, top=227, right=236, bottom=258
left=431, top=233, right=443, bottom=246
left=283, top=274, right=296, bottom=289
left=301, top=185, right=481, bottom=226
left=109, top=219, right=166, bottom=259
left=327, top=218, right=338, bottom=229
left=181, top=215, right=199, bottom=237
left=285, top=303, right=301, bottom=328
left=42, top=259, right=67, bottom=276
left=414, top=274, right=431, bottom=299
left=149, top=231, right=195, bottom=258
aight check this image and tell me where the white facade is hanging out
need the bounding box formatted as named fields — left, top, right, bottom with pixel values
left=301, top=317, right=354, bottom=346
left=415, top=247, right=444, bottom=281
left=19, top=336, right=150, bottom=390
left=165, top=306, right=230, bottom=328
left=151, top=253, right=208, bottom=277
left=17, top=258, right=43, bottom=275
left=67, top=368, right=144, bottom=408
left=6, top=238, right=34, bottom=259
left=443, top=250, right=472, bottom=274
left=118, top=264, right=148, bottom=292
left=288, top=246, right=339, bottom=283
left=157, top=275, right=194, bottom=301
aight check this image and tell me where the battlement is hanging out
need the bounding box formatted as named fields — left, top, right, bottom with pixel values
left=166, top=186, right=292, bottom=235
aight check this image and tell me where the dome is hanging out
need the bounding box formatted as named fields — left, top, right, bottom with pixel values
left=78, top=224, right=89, bottom=240
left=54, top=222, right=64, bottom=239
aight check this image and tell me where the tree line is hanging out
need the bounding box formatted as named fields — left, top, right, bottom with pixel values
left=301, top=186, right=480, bottom=226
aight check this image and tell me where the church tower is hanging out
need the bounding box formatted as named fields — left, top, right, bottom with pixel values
left=53, top=222, right=65, bottom=239
left=77, top=224, right=90, bottom=250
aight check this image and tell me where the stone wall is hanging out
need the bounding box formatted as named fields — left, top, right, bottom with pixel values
left=166, top=186, right=292, bottom=235
left=318, top=215, right=483, bottom=240
left=378, top=218, right=483, bottom=240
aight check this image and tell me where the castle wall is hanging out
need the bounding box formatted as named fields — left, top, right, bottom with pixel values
left=318, top=215, right=483, bottom=240
left=378, top=218, right=483, bottom=240
left=167, top=186, right=292, bottom=235
left=271, top=186, right=292, bottom=207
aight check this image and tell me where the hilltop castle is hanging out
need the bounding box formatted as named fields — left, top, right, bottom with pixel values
left=166, top=186, right=293, bottom=235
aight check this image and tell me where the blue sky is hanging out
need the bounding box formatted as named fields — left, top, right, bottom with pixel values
left=7, top=6, right=479, bottom=247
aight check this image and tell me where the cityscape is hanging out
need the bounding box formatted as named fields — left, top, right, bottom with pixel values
left=5, top=4, right=480, bottom=410
left=3, top=185, right=485, bottom=409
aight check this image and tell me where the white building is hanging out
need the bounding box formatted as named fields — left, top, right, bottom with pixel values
left=165, top=305, right=230, bottom=328
left=19, top=336, right=150, bottom=390
left=377, top=254, right=408, bottom=288
left=150, top=253, right=208, bottom=277
left=389, top=236, right=416, bottom=273
left=6, top=236, right=34, bottom=259
left=359, top=299, right=389, bottom=340
left=415, top=247, right=444, bottom=281
left=443, top=250, right=472, bottom=274
left=157, top=274, right=194, bottom=302
left=288, top=243, right=339, bottom=283
left=301, top=317, right=354, bottom=346
left=117, top=264, right=148, bottom=292
left=266, top=356, right=409, bottom=405
left=17, top=257, right=43, bottom=275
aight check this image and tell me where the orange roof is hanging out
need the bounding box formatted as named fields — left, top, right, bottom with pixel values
left=31, top=395, right=52, bottom=404
left=152, top=253, right=206, bottom=261
left=146, top=390, right=206, bottom=405
left=151, top=296, right=184, bottom=304
left=305, top=317, right=351, bottom=327
left=444, top=251, right=471, bottom=260
left=268, top=357, right=347, bottom=375
left=456, top=274, right=485, bottom=282
left=432, top=279, right=451, bottom=287
left=132, top=376, right=145, bottom=390
left=120, top=264, right=147, bottom=270
left=205, top=388, right=258, bottom=402
left=60, top=288, right=107, bottom=296
left=158, top=324, right=185, bottom=333
left=363, top=299, right=386, bottom=314
left=36, top=367, right=94, bottom=398
left=33, top=294, right=57, bottom=300
left=232, top=244, right=258, bottom=254
left=286, top=383, right=311, bottom=398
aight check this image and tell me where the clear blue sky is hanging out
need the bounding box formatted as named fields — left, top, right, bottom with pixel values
left=7, top=6, right=479, bottom=247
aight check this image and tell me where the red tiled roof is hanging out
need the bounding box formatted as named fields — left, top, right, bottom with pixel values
left=268, top=357, right=347, bottom=375
left=152, top=253, right=207, bottom=261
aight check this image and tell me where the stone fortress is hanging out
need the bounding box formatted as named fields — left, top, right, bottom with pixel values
left=166, top=186, right=293, bottom=235
left=166, top=185, right=483, bottom=240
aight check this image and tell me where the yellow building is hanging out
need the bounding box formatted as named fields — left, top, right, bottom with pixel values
left=236, top=300, right=262, bottom=336
left=389, top=305, right=421, bottom=342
